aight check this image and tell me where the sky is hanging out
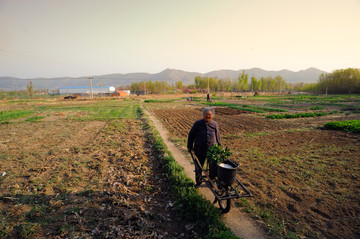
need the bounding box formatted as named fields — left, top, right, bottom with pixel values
left=0, top=0, right=359, bottom=78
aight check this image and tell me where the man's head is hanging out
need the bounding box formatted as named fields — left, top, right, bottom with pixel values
left=203, top=107, right=214, bottom=122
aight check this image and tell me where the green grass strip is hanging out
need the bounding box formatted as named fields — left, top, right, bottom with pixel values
left=205, top=102, right=265, bottom=113
left=139, top=108, right=238, bottom=239
left=266, top=112, right=327, bottom=119
left=144, top=98, right=179, bottom=103
left=206, top=101, right=287, bottom=113
left=324, top=120, right=360, bottom=133
left=241, top=104, right=288, bottom=112
left=309, top=106, right=324, bottom=110
left=25, top=116, right=45, bottom=122
left=0, top=110, right=33, bottom=122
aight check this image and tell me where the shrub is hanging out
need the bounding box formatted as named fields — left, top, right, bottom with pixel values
left=324, top=120, right=360, bottom=133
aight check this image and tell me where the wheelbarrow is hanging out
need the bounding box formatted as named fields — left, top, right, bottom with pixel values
left=189, top=151, right=252, bottom=213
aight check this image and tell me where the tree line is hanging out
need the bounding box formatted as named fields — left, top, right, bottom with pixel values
left=193, top=71, right=289, bottom=92
left=129, top=72, right=290, bottom=94
left=296, top=68, right=360, bottom=94
left=130, top=80, right=183, bottom=94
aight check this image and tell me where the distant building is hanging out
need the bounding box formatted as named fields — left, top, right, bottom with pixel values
left=112, top=90, right=130, bottom=97
left=59, top=86, right=116, bottom=95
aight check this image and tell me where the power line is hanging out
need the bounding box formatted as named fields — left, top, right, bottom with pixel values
left=0, top=48, right=92, bottom=72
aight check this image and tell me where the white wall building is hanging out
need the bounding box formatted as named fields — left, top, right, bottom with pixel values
left=59, top=86, right=116, bottom=95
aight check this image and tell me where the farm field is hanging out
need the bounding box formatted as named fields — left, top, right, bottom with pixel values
left=146, top=94, right=360, bottom=239
left=0, top=99, right=195, bottom=238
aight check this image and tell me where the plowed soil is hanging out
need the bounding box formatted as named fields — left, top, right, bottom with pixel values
left=153, top=108, right=291, bottom=138
left=0, top=104, right=192, bottom=238
left=152, top=106, right=360, bottom=239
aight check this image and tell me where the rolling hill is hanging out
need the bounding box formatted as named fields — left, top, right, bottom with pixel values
left=0, top=67, right=326, bottom=91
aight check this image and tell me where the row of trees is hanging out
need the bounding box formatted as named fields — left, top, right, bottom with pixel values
left=129, top=72, right=290, bottom=94
left=193, top=72, right=289, bottom=92
left=130, top=80, right=183, bottom=94
left=296, top=68, right=360, bottom=94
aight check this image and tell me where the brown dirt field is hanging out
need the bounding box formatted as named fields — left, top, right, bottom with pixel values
left=0, top=121, right=106, bottom=152
left=0, top=108, right=192, bottom=238
left=151, top=106, right=360, bottom=239
left=153, top=108, right=292, bottom=138
left=225, top=130, right=360, bottom=239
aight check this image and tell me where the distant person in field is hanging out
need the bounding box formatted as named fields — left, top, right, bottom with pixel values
left=207, top=93, right=210, bottom=101
left=187, top=107, right=221, bottom=186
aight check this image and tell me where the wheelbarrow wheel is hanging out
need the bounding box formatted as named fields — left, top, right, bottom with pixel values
left=218, top=199, right=231, bottom=213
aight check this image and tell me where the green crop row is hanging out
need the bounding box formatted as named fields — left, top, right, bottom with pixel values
left=0, top=109, right=33, bottom=122
left=242, top=104, right=288, bottom=112
left=206, top=101, right=287, bottom=113
left=144, top=98, right=179, bottom=103
left=139, top=108, right=238, bottom=239
left=324, top=120, right=360, bottom=133
left=309, top=106, right=324, bottom=110
left=266, top=112, right=327, bottom=119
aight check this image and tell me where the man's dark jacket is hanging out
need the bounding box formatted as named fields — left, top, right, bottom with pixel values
left=187, top=119, right=221, bottom=157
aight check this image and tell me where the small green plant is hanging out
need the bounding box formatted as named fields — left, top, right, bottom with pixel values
left=309, top=106, right=324, bottom=110
left=206, top=145, right=232, bottom=163
left=324, top=120, right=360, bottom=133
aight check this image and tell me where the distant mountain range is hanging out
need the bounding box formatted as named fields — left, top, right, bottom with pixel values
left=0, top=67, right=326, bottom=91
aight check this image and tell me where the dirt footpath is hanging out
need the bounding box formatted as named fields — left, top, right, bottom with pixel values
left=143, top=107, right=268, bottom=239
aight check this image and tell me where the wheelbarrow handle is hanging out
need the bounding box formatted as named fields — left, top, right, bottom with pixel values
left=189, top=151, right=206, bottom=172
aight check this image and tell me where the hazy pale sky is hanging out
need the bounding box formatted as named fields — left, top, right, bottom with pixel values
left=0, top=0, right=359, bottom=78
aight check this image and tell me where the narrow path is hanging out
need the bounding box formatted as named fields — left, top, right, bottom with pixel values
left=143, top=107, right=268, bottom=239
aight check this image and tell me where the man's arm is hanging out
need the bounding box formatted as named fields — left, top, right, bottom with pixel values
left=187, top=121, right=198, bottom=151
left=216, top=123, right=221, bottom=146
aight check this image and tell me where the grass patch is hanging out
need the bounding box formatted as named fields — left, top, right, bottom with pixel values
left=25, top=116, right=45, bottom=122
left=245, top=94, right=360, bottom=105
left=266, top=112, right=327, bottom=119
left=309, top=106, right=324, bottom=110
left=0, top=110, right=33, bottom=122
left=139, top=108, right=238, bottom=239
left=144, top=98, right=179, bottom=103
left=36, top=101, right=142, bottom=121
left=324, top=120, right=360, bottom=133
left=206, top=102, right=265, bottom=113
left=206, top=101, right=287, bottom=113
left=242, top=104, right=288, bottom=112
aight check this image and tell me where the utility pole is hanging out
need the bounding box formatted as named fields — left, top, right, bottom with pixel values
left=88, top=75, right=93, bottom=99
left=207, top=77, right=210, bottom=94
left=251, top=76, right=253, bottom=92
left=66, top=78, right=69, bottom=95
left=99, top=83, right=103, bottom=98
